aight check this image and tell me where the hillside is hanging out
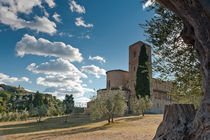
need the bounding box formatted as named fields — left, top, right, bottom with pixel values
left=0, top=84, right=61, bottom=113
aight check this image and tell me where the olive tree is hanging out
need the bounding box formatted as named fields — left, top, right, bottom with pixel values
left=90, top=90, right=127, bottom=123
left=130, top=96, right=152, bottom=117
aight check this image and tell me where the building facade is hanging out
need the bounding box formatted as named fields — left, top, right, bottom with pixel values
left=94, top=41, right=173, bottom=114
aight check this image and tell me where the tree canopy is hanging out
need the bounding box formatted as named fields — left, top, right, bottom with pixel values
left=90, top=90, right=127, bottom=123
left=140, top=1, right=203, bottom=105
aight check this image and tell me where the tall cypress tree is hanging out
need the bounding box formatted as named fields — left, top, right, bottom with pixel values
left=135, top=45, right=150, bottom=98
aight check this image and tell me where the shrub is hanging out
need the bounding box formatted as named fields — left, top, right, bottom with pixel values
left=10, top=110, right=20, bottom=121
left=20, top=109, right=29, bottom=121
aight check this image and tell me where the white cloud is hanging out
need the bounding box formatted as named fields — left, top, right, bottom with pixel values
left=45, top=0, right=55, bottom=8
left=27, top=58, right=87, bottom=78
left=0, top=73, right=31, bottom=84
left=37, top=74, right=94, bottom=99
left=53, top=12, right=62, bottom=23
left=69, top=0, right=85, bottom=14
left=88, top=56, right=106, bottom=63
left=81, top=65, right=106, bottom=78
left=75, top=17, right=93, bottom=28
left=59, top=32, right=73, bottom=38
left=16, top=34, right=83, bottom=62
left=26, top=58, right=94, bottom=101
left=84, top=35, right=90, bottom=39
left=0, top=0, right=56, bottom=34
left=74, top=96, right=91, bottom=107
left=143, top=0, right=154, bottom=9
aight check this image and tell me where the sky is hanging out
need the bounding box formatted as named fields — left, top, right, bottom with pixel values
left=0, top=0, right=153, bottom=106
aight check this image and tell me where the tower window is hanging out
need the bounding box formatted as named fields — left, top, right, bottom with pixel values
left=133, top=51, right=136, bottom=58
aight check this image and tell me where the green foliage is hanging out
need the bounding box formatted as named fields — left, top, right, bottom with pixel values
left=135, top=45, right=150, bottom=98
left=0, top=84, right=67, bottom=122
left=0, top=110, right=29, bottom=122
left=33, top=91, right=44, bottom=107
left=90, top=90, right=127, bottom=123
left=130, top=96, right=152, bottom=116
left=73, top=107, right=85, bottom=114
left=36, top=105, right=48, bottom=122
left=140, top=1, right=203, bottom=106
left=63, top=94, right=74, bottom=115
left=63, top=94, right=74, bottom=122
left=20, top=109, right=29, bottom=121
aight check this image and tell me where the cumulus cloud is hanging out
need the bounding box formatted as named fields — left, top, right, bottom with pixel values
left=81, top=65, right=106, bottom=78
left=0, top=73, right=31, bottom=84
left=53, top=12, right=62, bottom=23
left=16, top=34, right=83, bottom=62
left=75, top=17, right=93, bottom=28
left=27, top=58, right=87, bottom=78
left=37, top=74, right=94, bottom=99
left=0, top=0, right=56, bottom=34
left=142, top=0, right=154, bottom=9
left=69, top=0, right=85, bottom=14
left=26, top=58, right=93, bottom=101
left=88, top=56, right=106, bottom=63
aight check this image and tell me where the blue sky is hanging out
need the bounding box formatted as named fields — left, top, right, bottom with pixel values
left=0, top=0, right=153, bottom=106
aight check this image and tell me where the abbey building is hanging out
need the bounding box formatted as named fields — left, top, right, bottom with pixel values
left=90, top=41, right=173, bottom=114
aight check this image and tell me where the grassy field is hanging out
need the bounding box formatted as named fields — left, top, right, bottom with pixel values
left=0, top=114, right=162, bottom=140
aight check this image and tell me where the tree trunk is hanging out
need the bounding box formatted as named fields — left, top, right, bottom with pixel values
left=111, top=117, right=114, bottom=123
left=142, top=110, right=144, bottom=116
left=153, top=104, right=196, bottom=140
left=108, top=117, right=110, bottom=124
left=154, top=0, right=210, bottom=139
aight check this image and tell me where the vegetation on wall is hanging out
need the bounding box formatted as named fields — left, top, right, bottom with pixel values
left=135, top=45, right=150, bottom=98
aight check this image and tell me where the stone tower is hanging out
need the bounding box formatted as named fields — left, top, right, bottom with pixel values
left=128, top=41, right=152, bottom=98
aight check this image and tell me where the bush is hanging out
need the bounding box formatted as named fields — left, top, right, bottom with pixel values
left=20, top=109, right=29, bottom=121
left=1, top=112, right=9, bottom=121
left=9, top=110, right=21, bottom=121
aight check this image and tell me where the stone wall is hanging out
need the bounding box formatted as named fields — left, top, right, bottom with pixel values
left=106, top=70, right=129, bottom=90
left=150, top=79, right=173, bottom=114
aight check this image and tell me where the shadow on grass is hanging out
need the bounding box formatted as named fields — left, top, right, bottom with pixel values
left=20, top=123, right=108, bottom=140
left=0, top=114, right=103, bottom=136
left=115, top=115, right=143, bottom=122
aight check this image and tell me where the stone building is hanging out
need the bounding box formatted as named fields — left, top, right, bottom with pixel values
left=93, top=41, right=173, bottom=114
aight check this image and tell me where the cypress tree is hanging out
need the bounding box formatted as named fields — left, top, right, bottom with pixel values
left=135, top=45, right=150, bottom=98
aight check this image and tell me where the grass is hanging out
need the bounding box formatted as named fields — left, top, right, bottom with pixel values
left=0, top=114, right=163, bottom=140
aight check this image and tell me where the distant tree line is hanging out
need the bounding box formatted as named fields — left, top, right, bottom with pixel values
left=0, top=87, right=76, bottom=122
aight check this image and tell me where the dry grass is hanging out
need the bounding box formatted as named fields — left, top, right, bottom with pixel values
left=0, top=114, right=163, bottom=140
